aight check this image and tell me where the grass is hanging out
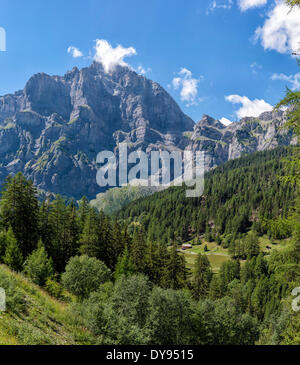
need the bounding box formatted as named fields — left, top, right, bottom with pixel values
left=0, top=264, right=94, bottom=345
left=181, top=235, right=289, bottom=273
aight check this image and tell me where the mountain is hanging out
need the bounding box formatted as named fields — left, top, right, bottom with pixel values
left=0, top=62, right=297, bottom=199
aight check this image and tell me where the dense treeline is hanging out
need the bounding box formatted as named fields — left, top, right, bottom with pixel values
left=0, top=140, right=299, bottom=345
left=117, top=146, right=297, bottom=245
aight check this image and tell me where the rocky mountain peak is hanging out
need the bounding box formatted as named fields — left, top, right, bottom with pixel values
left=0, top=63, right=296, bottom=199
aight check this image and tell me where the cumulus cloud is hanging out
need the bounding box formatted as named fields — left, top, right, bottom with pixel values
left=271, top=72, right=300, bottom=90
left=67, top=46, right=83, bottom=58
left=254, top=2, right=300, bottom=54
left=172, top=68, right=203, bottom=107
left=220, top=117, right=232, bottom=126
left=238, top=0, right=267, bottom=11
left=225, top=94, right=273, bottom=119
left=94, top=39, right=137, bottom=73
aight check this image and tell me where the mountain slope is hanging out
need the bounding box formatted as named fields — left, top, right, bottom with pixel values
left=117, top=146, right=297, bottom=244
left=0, top=264, right=93, bottom=345
left=0, top=63, right=297, bottom=199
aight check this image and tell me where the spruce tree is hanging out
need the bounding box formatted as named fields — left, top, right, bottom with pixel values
left=114, top=246, right=136, bottom=280
left=1, top=173, right=39, bottom=258
left=162, top=245, right=189, bottom=290
left=4, top=227, right=23, bottom=271
left=192, top=254, right=213, bottom=300
left=79, top=207, right=101, bottom=259
left=130, top=226, right=147, bottom=274
left=24, top=240, right=54, bottom=286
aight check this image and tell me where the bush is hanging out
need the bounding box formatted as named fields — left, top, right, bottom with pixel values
left=24, top=242, right=54, bottom=286
left=45, top=278, right=63, bottom=299
left=0, top=269, right=26, bottom=313
left=61, top=255, right=111, bottom=299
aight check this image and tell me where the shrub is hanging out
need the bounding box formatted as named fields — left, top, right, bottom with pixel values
left=45, top=278, right=63, bottom=299
left=61, top=255, right=111, bottom=299
left=0, top=269, right=26, bottom=313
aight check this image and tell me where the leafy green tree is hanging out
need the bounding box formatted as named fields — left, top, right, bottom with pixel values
left=285, top=0, right=300, bottom=8
left=24, top=241, right=54, bottom=286
left=61, top=255, right=111, bottom=299
left=192, top=254, right=213, bottom=300
left=3, top=227, right=23, bottom=271
left=147, top=287, right=194, bottom=345
left=79, top=275, right=151, bottom=345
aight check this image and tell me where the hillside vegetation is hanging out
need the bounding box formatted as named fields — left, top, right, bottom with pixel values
left=0, top=144, right=298, bottom=345
left=0, top=264, right=93, bottom=345
left=117, top=146, right=297, bottom=245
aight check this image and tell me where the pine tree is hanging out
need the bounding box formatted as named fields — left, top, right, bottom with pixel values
left=245, top=231, right=260, bottom=258
left=24, top=240, right=54, bottom=286
left=145, top=240, right=161, bottom=283
left=79, top=207, right=101, bottom=259
left=78, top=196, right=90, bottom=231
left=65, top=201, right=80, bottom=260
left=1, top=173, right=39, bottom=258
left=114, top=246, right=136, bottom=280
left=47, top=196, right=70, bottom=272
left=4, top=227, right=23, bottom=271
left=192, top=254, right=213, bottom=300
left=130, top=226, right=147, bottom=273
left=39, top=199, right=54, bottom=253
left=162, top=245, right=189, bottom=290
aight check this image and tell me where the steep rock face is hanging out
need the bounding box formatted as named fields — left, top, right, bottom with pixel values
left=0, top=63, right=296, bottom=199
left=189, top=110, right=296, bottom=169
left=0, top=63, right=194, bottom=198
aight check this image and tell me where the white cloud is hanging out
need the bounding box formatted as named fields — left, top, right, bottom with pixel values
left=250, top=62, right=262, bottom=74
left=254, top=2, right=300, bottom=54
left=225, top=94, right=273, bottom=119
left=271, top=72, right=300, bottom=90
left=238, top=0, right=267, bottom=12
left=171, top=68, right=203, bottom=107
left=137, top=65, right=152, bottom=75
left=94, top=39, right=137, bottom=73
left=220, top=117, right=232, bottom=126
left=67, top=46, right=83, bottom=58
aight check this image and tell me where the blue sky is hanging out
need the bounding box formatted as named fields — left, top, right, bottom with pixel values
left=0, top=0, right=299, bottom=123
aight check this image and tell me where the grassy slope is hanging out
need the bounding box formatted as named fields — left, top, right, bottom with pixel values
left=180, top=235, right=291, bottom=273
left=0, top=265, right=93, bottom=345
